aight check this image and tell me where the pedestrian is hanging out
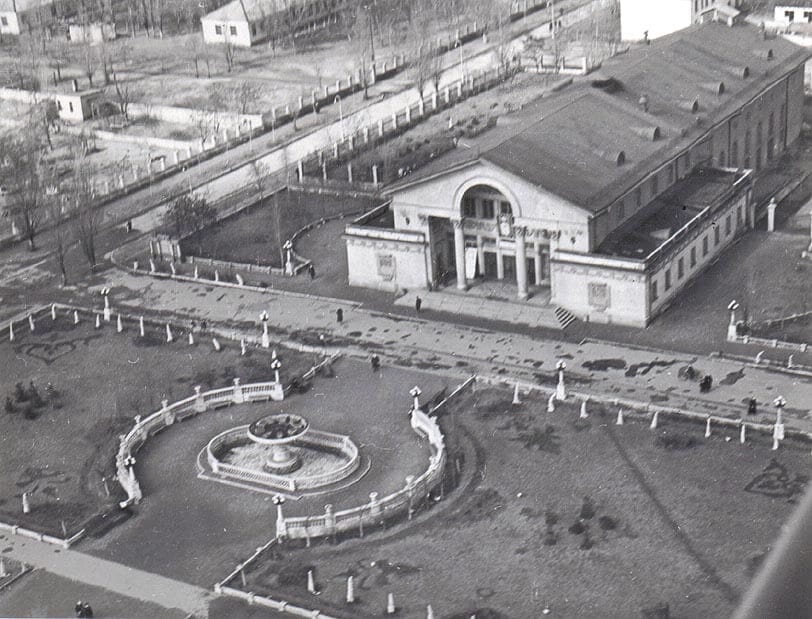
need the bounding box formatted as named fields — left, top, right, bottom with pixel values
left=371, top=354, right=380, bottom=372
left=747, top=397, right=758, bottom=416
left=82, top=602, right=93, bottom=618
left=336, top=308, right=343, bottom=323
left=700, top=375, right=713, bottom=393
left=415, top=296, right=422, bottom=312
left=125, top=219, right=133, bottom=233
left=75, top=601, right=83, bottom=618
left=201, top=320, right=207, bottom=332
left=191, top=320, right=197, bottom=333
left=308, top=263, right=316, bottom=280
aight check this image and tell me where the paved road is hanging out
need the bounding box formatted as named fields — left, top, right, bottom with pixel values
left=99, top=270, right=812, bottom=434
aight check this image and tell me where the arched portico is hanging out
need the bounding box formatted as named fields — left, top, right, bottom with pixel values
left=427, top=180, right=548, bottom=300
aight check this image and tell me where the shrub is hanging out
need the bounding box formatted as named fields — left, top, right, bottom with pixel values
left=5, top=396, right=15, bottom=414
left=568, top=521, right=585, bottom=535
left=598, top=515, right=617, bottom=531
left=579, top=496, right=596, bottom=520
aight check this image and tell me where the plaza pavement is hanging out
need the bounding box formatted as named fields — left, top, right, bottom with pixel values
left=98, top=269, right=812, bottom=433
left=0, top=533, right=212, bottom=617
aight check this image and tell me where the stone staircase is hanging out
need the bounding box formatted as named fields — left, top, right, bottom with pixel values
left=554, top=306, right=577, bottom=329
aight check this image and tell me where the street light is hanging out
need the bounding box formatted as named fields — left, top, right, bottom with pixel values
left=727, top=300, right=740, bottom=339
left=335, top=95, right=344, bottom=140
left=410, top=386, right=422, bottom=413
left=259, top=310, right=270, bottom=348
left=773, top=395, right=787, bottom=427
left=555, top=360, right=567, bottom=401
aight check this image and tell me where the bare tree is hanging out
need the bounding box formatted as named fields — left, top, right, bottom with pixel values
left=233, top=81, right=264, bottom=115
left=70, top=152, right=102, bottom=269
left=193, top=108, right=221, bottom=147
left=110, top=43, right=136, bottom=119
left=1, top=123, right=47, bottom=251
left=47, top=197, right=71, bottom=286
left=184, top=33, right=204, bottom=78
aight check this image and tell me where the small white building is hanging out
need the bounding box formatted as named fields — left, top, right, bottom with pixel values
left=201, top=0, right=348, bottom=48
left=67, top=21, right=116, bottom=44
left=620, top=0, right=744, bottom=41
left=774, top=3, right=812, bottom=26
left=0, top=0, right=54, bottom=35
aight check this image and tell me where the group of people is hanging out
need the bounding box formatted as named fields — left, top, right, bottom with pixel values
left=74, top=601, right=93, bottom=618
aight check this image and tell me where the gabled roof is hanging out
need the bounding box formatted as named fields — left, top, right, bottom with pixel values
left=202, top=0, right=298, bottom=23
left=389, top=21, right=810, bottom=214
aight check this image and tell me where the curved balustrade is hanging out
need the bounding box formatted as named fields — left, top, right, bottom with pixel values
left=115, top=381, right=291, bottom=506
left=279, top=407, right=447, bottom=539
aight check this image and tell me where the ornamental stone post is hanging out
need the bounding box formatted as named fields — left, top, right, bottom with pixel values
left=232, top=377, right=244, bottom=403
left=555, top=360, right=567, bottom=400
left=194, top=385, right=206, bottom=413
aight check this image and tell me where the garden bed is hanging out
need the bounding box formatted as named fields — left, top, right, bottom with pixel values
left=0, top=307, right=313, bottom=538
left=179, top=189, right=380, bottom=268
left=237, top=385, right=811, bottom=618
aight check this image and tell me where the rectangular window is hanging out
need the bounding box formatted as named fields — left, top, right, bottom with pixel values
left=714, top=226, right=720, bottom=246
left=617, top=201, right=625, bottom=221
left=737, top=206, right=743, bottom=224
left=230, top=25, right=237, bottom=35
left=725, top=215, right=732, bottom=236
left=677, top=257, right=684, bottom=279
left=805, top=11, right=812, bottom=22
left=588, top=283, right=610, bottom=309
left=650, top=174, right=658, bottom=196
left=651, top=280, right=659, bottom=301
left=668, top=164, right=675, bottom=185
left=215, top=24, right=222, bottom=34
left=462, top=197, right=476, bottom=218
left=0, top=16, right=7, bottom=25
left=731, top=141, right=738, bottom=167
left=702, top=236, right=709, bottom=256
left=499, top=201, right=511, bottom=216
left=664, top=268, right=672, bottom=290
left=481, top=199, right=495, bottom=219
left=690, top=246, right=697, bottom=267
left=635, top=187, right=642, bottom=209
left=68, top=101, right=73, bottom=112
left=786, top=10, right=795, bottom=21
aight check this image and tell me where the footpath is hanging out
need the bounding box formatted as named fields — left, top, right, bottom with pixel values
left=96, top=270, right=812, bottom=434
left=0, top=532, right=212, bottom=617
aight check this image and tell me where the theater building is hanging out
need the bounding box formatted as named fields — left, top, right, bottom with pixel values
left=343, top=21, right=810, bottom=327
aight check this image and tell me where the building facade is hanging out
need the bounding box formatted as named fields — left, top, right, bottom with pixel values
left=620, top=0, right=743, bottom=41
left=0, top=0, right=54, bottom=35
left=774, top=3, right=812, bottom=26
left=344, top=21, right=809, bottom=327
left=201, top=0, right=346, bottom=47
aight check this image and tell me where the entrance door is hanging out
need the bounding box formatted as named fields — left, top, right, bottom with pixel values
left=483, top=252, right=498, bottom=279
left=429, top=216, right=455, bottom=287
left=503, top=255, right=516, bottom=282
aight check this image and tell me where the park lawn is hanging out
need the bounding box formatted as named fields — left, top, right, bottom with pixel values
left=240, top=387, right=811, bottom=619
left=180, top=190, right=379, bottom=268
left=80, top=359, right=449, bottom=587
left=0, top=307, right=313, bottom=538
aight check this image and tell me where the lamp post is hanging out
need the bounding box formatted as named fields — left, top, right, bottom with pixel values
left=410, top=386, right=422, bottom=414
left=773, top=395, right=786, bottom=428
left=260, top=310, right=270, bottom=348
left=727, top=299, right=740, bottom=340
left=335, top=95, right=344, bottom=140
left=555, top=360, right=567, bottom=400
left=283, top=240, right=294, bottom=276
left=272, top=494, right=286, bottom=538
left=271, top=358, right=281, bottom=385
left=101, top=287, right=111, bottom=322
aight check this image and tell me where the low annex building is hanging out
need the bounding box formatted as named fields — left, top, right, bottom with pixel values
left=344, top=21, right=810, bottom=327
left=0, top=0, right=54, bottom=35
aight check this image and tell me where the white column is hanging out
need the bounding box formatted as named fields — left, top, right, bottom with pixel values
left=534, top=241, right=543, bottom=284
left=515, top=227, right=528, bottom=300
left=476, top=235, right=485, bottom=278
left=767, top=198, right=777, bottom=232
left=452, top=218, right=467, bottom=290
left=496, top=239, right=505, bottom=280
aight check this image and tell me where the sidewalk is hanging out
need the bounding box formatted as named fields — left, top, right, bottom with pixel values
left=0, top=533, right=212, bottom=618
left=98, top=270, right=812, bottom=433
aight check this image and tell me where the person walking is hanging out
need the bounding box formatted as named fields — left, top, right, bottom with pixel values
left=371, top=354, right=380, bottom=372
left=415, top=296, right=422, bottom=312
left=747, top=397, right=758, bottom=416
left=336, top=308, right=343, bottom=323
left=308, top=263, right=316, bottom=280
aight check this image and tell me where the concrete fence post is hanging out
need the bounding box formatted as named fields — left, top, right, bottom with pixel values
left=377, top=119, right=384, bottom=137
left=372, top=164, right=379, bottom=186
left=392, top=112, right=398, bottom=129
left=347, top=162, right=353, bottom=183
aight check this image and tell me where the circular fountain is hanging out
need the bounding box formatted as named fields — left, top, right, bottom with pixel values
left=247, top=414, right=309, bottom=474
left=204, top=411, right=364, bottom=494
